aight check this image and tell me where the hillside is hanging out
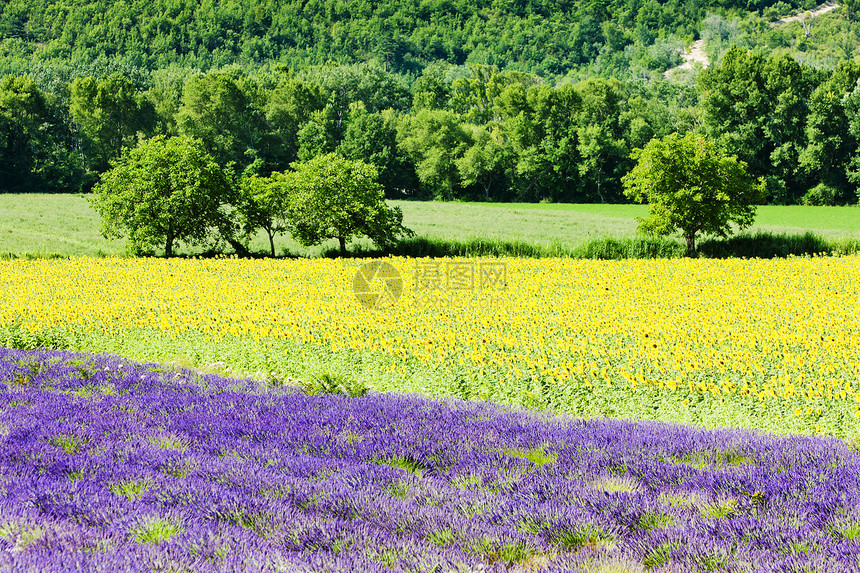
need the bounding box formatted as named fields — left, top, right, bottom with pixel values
left=1, top=0, right=786, bottom=77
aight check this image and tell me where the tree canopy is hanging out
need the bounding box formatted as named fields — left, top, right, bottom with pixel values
left=91, top=135, right=234, bottom=256
left=0, top=0, right=748, bottom=76
left=238, top=171, right=291, bottom=257
left=622, top=132, right=765, bottom=253
left=284, top=153, right=413, bottom=256
left=69, top=73, right=156, bottom=172
left=0, top=75, right=46, bottom=191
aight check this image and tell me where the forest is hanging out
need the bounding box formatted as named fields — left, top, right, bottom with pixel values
left=3, top=0, right=860, bottom=204
left=0, top=0, right=780, bottom=75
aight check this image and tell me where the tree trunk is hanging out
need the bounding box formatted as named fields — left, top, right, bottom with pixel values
left=268, top=231, right=276, bottom=258
left=685, top=233, right=696, bottom=255
left=596, top=164, right=605, bottom=203
left=338, top=235, right=347, bottom=257
left=165, top=221, right=174, bottom=258
left=225, top=237, right=250, bottom=258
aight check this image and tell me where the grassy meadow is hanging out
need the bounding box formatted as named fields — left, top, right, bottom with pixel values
left=400, top=201, right=860, bottom=243
left=1, top=194, right=858, bottom=258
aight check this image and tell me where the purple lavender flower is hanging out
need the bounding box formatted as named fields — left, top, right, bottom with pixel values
left=1, top=347, right=860, bottom=572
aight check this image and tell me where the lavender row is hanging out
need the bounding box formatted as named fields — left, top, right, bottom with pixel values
left=1, top=347, right=859, bottom=572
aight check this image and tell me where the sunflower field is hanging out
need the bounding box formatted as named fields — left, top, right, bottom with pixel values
left=1, top=255, right=858, bottom=440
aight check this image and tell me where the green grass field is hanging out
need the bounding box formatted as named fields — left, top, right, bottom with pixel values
left=402, top=201, right=860, bottom=240
left=1, top=194, right=858, bottom=258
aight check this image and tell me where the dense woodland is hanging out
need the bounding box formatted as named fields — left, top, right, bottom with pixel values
left=0, top=0, right=782, bottom=74
left=3, top=0, right=860, bottom=203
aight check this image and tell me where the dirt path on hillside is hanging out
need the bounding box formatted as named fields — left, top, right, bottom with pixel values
left=775, top=0, right=839, bottom=25
left=664, top=39, right=708, bottom=77
left=664, top=1, right=840, bottom=78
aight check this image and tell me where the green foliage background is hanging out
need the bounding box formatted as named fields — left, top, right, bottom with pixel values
left=4, top=0, right=860, bottom=207
left=0, top=0, right=742, bottom=74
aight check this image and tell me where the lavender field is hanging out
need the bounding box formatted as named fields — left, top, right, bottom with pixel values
left=2, top=347, right=860, bottom=572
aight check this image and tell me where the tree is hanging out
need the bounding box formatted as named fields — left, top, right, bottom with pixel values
left=147, top=66, right=198, bottom=136
left=0, top=75, right=47, bottom=191
left=622, top=132, right=765, bottom=253
left=800, top=61, right=860, bottom=204
left=338, top=108, right=417, bottom=197
left=301, top=62, right=411, bottom=119
left=698, top=47, right=769, bottom=184
left=411, top=63, right=451, bottom=110
left=0, top=74, right=88, bottom=193
left=835, top=68, right=860, bottom=204
left=577, top=122, right=627, bottom=203
left=575, top=78, right=631, bottom=203
left=238, top=171, right=291, bottom=257
left=455, top=124, right=509, bottom=201
left=284, top=153, right=413, bottom=256
left=296, top=105, right=338, bottom=161
left=450, top=66, right=541, bottom=124
left=265, top=74, right=326, bottom=166
left=450, top=65, right=505, bottom=124
left=397, top=108, right=472, bottom=200
left=69, top=73, right=156, bottom=173
left=760, top=54, right=813, bottom=204
left=698, top=47, right=818, bottom=203
left=91, top=136, right=235, bottom=257
left=176, top=70, right=267, bottom=175
left=498, top=83, right=582, bottom=202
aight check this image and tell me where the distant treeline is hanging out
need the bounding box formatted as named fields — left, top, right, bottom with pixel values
left=3, top=47, right=860, bottom=204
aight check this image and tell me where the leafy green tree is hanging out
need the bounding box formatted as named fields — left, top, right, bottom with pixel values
left=801, top=182, right=837, bottom=206
left=841, top=81, right=860, bottom=203
left=296, top=104, right=339, bottom=162
left=621, top=81, right=699, bottom=147
left=1, top=73, right=90, bottom=193
left=265, top=74, right=326, bottom=166
left=338, top=108, right=417, bottom=197
left=411, top=63, right=451, bottom=110
left=497, top=83, right=582, bottom=202
left=69, top=73, right=156, bottom=173
left=845, top=0, right=860, bottom=21
left=455, top=124, right=509, bottom=201
left=238, top=171, right=291, bottom=257
left=622, top=132, right=765, bottom=253
left=397, top=109, right=472, bottom=200
left=698, top=47, right=769, bottom=181
left=300, top=62, right=411, bottom=122
left=570, top=15, right=604, bottom=64
left=284, top=153, right=412, bottom=256
left=91, top=135, right=235, bottom=257
left=760, top=54, right=813, bottom=203
left=577, top=123, right=627, bottom=203
left=575, top=78, right=630, bottom=203
left=450, top=65, right=505, bottom=124
left=451, top=65, right=541, bottom=124
left=176, top=70, right=267, bottom=175
left=800, top=61, right=860, bottom=204
left=0, top=75, right=47, bottom=191
left=698, top=47, right=818, bottom=203
left=147, top=66, right=198, bottom=136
